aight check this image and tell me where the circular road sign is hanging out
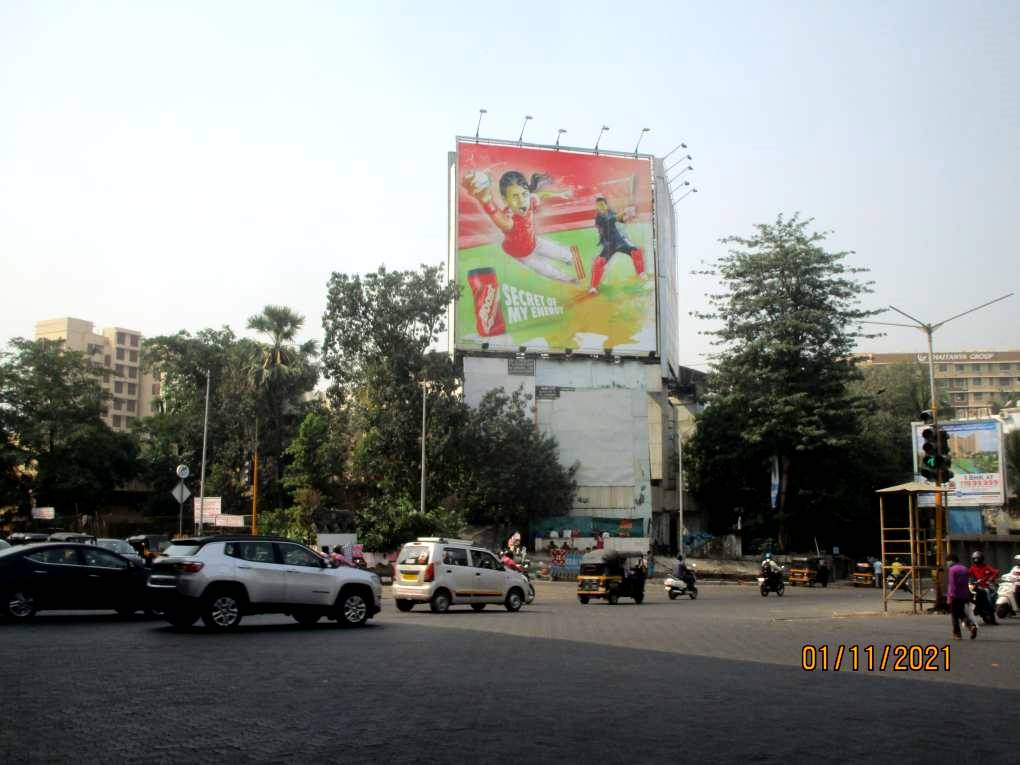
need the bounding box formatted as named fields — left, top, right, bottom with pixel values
left=176, top=464, right=190, bottom=479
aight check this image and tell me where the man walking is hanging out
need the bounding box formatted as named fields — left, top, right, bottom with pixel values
left=947, top=553, right=978, bottom=640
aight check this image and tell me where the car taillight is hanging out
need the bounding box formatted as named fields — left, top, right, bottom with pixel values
left=177, top=561, right=204, bottom=573
left=423, top=562, right=435, bottom=582
left=391, top=562, right=398, bottom=580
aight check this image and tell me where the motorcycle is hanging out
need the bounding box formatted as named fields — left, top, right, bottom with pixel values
left=758, top=567, right=785, bottom=597
left=995, top=573, right=1018, bottom=620
left=886, top=571, right=912, bottom=593
left=664, top=565, right=698, bottom=600
left=970, top=579, right=998, bottom=625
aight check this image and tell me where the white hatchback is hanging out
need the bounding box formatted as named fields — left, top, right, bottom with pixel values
left=391, top=538, right=535, bottom=613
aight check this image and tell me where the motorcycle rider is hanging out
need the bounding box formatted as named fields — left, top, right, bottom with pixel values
left=673, top=554, right=696, bottom=590
left=761, top=552, right=783, bottom=591
left=969, top=550, right=1000, bottom=625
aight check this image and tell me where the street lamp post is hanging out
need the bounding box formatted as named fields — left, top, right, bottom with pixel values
left=864, top=292, right=1013, bottom=609
left=420, top=382, right=428, bottom=514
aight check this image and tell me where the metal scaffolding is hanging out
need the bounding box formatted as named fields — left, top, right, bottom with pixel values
left=876, top=482, right=950, bottom=614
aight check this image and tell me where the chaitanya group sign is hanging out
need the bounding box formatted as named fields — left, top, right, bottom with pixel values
left=912, top=419, right=1005, bottom=507
left=453, top=140, right=658, bottom=355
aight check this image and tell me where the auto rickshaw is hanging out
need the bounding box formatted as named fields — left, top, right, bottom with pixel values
left=127, top=534, right=171, bottom=566
left=576, top=550, right=646, bottom=605
left=787, top=556, right=830, bottom=587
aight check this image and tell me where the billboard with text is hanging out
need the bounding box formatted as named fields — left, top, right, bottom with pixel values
left=912, top=419, right=1004, bottom=507
left=454, top=140, right=657, bottom=355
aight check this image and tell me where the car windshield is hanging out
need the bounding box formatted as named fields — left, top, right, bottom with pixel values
left=0, top=544, right=19, bottom=558
left=162, top=543, right=202, bottom=557
left=98, top=539, right=134, bottom=555
left=398, top=545, right=430, bottom=565
left=579, top=563, right=605, bottom=575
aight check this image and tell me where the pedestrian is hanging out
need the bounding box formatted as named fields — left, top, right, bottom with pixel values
left=871, top=557, right=882, bottom=588
left=947, top=553, right=978, bottom=640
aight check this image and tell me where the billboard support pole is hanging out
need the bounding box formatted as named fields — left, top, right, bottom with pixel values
left=594, top=126, right=609, bottom=155
left=518, top=115, right=532, bottom=146
left=633, top=127, right=650, bottom=156
left=864, top=292, right=1014, bottom=612
left=474, top=108, right=487, bottom=142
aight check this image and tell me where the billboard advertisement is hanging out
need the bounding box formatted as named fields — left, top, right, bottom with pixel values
left=454, top=140, right=657, bottom=355
left=912, top=419, right=1005, bottom=507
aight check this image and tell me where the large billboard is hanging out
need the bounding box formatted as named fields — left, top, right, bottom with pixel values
left=911, top=419, right=1005, bottom=507
left=453, top=140, right=657, bottom=355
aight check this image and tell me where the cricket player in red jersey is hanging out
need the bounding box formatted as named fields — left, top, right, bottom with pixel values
left=462, top=169, right=585, bottom=284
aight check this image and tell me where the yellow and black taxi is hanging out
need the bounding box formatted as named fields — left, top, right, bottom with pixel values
left=576, top=549, right=646, bottom=605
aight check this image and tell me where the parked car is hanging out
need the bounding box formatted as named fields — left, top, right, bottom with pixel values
left=97, top=538, right=145, bottom=564
left=48, top=532, right=97, bottom=544
left=146, top=535, right=382, bottom=630
left=391, top=537, right=535, bottom=613
left=0, top=539, right=10, bottom=551
left=6, top=533, right=50, bottom=546
left=0, top=543, right=150, bottom=620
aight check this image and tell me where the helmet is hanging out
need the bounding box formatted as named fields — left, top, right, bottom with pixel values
left=1014, top=554, right=1020, bottom=565
left=971, top=551, right=984, bottom=564
left=764, top=553, right=772, bottom=560
left=676, top=554, right=684, bottom=562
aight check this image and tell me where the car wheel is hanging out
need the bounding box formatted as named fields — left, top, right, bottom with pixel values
left=5, top=590, right=36, bottom=620
left=471, top=603, right=486, bottom=611
left=668, top=591, right=678, bottom=600
left=337, top=588, right=370, bottom=627
left=293, top=611, right=321, bottom=626
left=429, top=590, right=451, bottom=614
left=395, top=599, right=415, bottom=612
left=201, top=590, right=244, bottom=630
left=504, top=588, right=524, bottom=612
left=996, top=604, right=1009, bottom=620
left=578, top=596, right=590, bottom=604
left=607, top=591, right=620, bottom=605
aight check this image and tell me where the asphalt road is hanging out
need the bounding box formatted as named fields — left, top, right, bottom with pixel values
left=3, top=582, right=1019, bottom=764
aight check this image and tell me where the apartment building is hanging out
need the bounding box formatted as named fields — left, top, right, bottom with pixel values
left=35, top=317, right=160, bottom=432
left=859, top=350, right=1020, bottom=418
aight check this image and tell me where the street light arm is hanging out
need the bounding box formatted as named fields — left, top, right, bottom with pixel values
left=887, top=304, right=928, bottom=328
left=859, top=319, right=923, bottom=329
left=930, top=292, right=1014, bottom=331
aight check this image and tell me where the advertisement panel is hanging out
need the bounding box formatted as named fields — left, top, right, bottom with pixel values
left=454, top=140, right=657, bottom=355
left=912, top=419, right=1005, bottom=507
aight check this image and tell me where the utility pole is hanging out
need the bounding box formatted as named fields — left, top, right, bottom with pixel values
left=197, top=369, right=211, bottom=535
left=251, top=419, right=259, bottom=535
left=420, top=381, right=428, bottom=514
left=865, top=292, right=1012, bottom=610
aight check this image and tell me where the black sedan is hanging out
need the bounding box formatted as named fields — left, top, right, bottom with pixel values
left=0, top=543, right=150, bottom=620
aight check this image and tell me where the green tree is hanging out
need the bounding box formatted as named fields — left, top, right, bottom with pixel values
left=689, top=214, right=878, bottom=550
left=1005, top=430, right=1020, bottom=502
left=0, top=338, right=139, bottom=518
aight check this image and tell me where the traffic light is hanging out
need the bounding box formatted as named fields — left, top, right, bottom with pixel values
left=937, top=428, right=953, bottom=482
left=920, top=425, right=938, bottom=481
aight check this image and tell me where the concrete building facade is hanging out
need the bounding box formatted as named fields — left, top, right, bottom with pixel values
left=34, top=317, right=159, bottom=432
left=859, top=350, right=1020, bottom=418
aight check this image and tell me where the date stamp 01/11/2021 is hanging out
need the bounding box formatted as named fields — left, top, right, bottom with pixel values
left=801, top=644, right=951, bottom=672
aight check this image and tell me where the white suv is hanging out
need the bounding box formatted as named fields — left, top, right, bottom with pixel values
left=147, top=535, right=382, bottom=630
left=392, top=537, right=535, bottom=613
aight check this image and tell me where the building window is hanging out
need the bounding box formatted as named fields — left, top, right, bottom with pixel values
left=124, top=416, right=133, bottom=428
left=126, top=400, right=136, bottom=413
left=1001, top=363, right=1013, bottom=372
left=127, top=383, right=136, bottom=396
left=953, top=393, right=967, bottom=403
left=113, top=398, right=123, bottom=411
left=972, top=363, right=983, bottom=371
left=105, top=355, right=111, bottom=367
left=116, top=332, right=126, bottom=345
left=114, top=381, right=124, bottom=394
left=129, top=350, right=138, bottom=362
left=974, top=391, right=985, bottom=399
left=972, top=378, right=982, bottom=387
left=938, top=364, right=948, bottom=372
left=129, top=335, right=139, bottom=348
left=152, top=383, right=160, bottom=395
left=116, top=348, right=125, bottom=361
left=128, top=366, right=137, bottom=379
left=114, top=364, right=124, bottom=377
left=151, top=401, right=160, bottom=413
left=955, top=364, right=965, bottom=372
left=112, top=415, right=122, bottom=428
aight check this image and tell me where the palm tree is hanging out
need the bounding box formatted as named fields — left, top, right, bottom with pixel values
left=247, top=306, right=319, bottom=508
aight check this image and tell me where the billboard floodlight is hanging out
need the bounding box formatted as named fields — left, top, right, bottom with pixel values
left=594, top=125, right=610, bottom=155
left=555, top=128, right=567, bottom=149
left=474, top=108, right=487, bottom=141
left=518, top=115, right=533, bottom=145
left=662, top=143, right=689, bottom=161
left=665, top=155, right=693, bottom=173
left=634, top=127, right=650, bottom=155
left=675, top=187, right=698, bottom=203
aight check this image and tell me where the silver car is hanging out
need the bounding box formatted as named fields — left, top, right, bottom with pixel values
left=392, top=537, right=535, bottom=613
left=147, top=535, right=382, bottom=630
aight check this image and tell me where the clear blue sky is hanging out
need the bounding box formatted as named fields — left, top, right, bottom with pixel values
left=2, top=1, right=1017, bottom=366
